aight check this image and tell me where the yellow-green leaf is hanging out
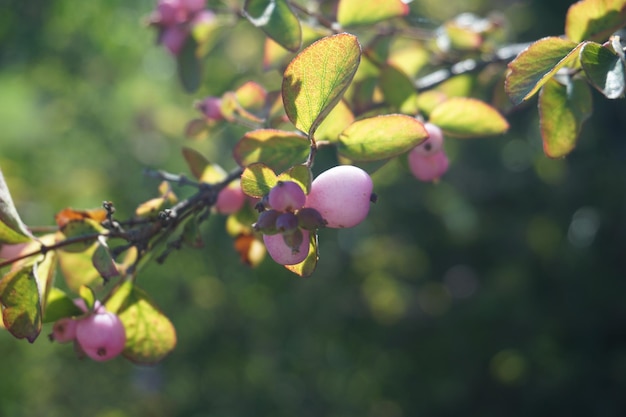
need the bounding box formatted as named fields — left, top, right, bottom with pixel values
left=244, top=0, right=302, bottom=52
left=233, top=129, right=310, bottom=174
left=282, top=33, right=361, bottom=136
left=539, top=78, right=593, bottom=158
left=379, top=65, right=419, bottom=114
left=117, top=284, right=177, bottom=365
left=0, top=264, right=41, bottom=342
left=241, top=163, right=278, bottom=198
left=429, top=98, right=509, bottom=138
left=565, top=0, right=626, bottom=43
left=337, top=114, right=428, bottom=161
left=315, top=100, right=355, bottom=142
left=277, top=164, right=312, bottom=194
left=284, top=232, right=318, bottom=277
left=57, top=219, right=105, bottom=253
left=505, top=37, right=582, bottom=105
left=0, top=168, right=33, bottom=244
left=58, top=243, right=101, bottom=292
left=43, top=287, right=82, bottom=323
left=337, top=0, right=409, bottom=27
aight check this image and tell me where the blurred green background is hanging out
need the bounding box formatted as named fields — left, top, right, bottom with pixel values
left=1, top=0, right=626, bottom=416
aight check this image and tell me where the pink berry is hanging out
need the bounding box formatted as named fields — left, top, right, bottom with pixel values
left=76, top=312, right=126, bottom=362
left=268, top=181, right=306, bottom=212
left=196, top=97, right=223, bottom=121
left=305, top=166, right=373, bottom=228
left=408, top=148, right=450, bottom=182
left=50, top=317, right=78, bottom=343
left=215, top=183, right=245, bottom=214
left=263, top=229, right=310, bottom=265
left=413, top=122, right=444, bottom=156
left=182, top=0, right=206, bottom=13
left=155, top=0, right=184, bottom=26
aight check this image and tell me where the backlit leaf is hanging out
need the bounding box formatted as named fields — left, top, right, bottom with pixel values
left=241, top=163, right=278, bottom=198
left=379, top=64, right=419, bottom=114
left=234, top=129, right=310, bottom=174
left=337, top=0, right=409, bottom=27
left=277, top=164, right=312, bottom=194
left=0, top=264, right=41, bottom=342
left=116, top=284, right=177, bottom=365
left=54, top=207, right=107, bottom=229
left=565, top=0, right=626, bottom=43
left=0, top=168, right=33, bottom=244
left=505, top=37, right=582, bottom=105
left=58, top=244, right=101, bottom=292
left=43, top=287, right=82, bottom=323
left=57, top=219, right=105, bottom=253
left=337, top=114, right=428, bottom=161
left=233, top=233, right=266, bottom=267
left=539, top=78, right=593, bottom=158
left=580, top=41, right=626, bottom=98
left=244, top=0, right=302, bottom=52
left=284, top=232, right=318, bottom=277
left=429, top=98, right=509, bottom=138
left=315, top=100, right=355, bottom=142
left=282, top=33, right=361, bottom=136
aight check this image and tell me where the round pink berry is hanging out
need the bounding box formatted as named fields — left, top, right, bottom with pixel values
left=196, top=97, right=223, bottom=121
left=263, top=229, right=310, bottom=265
left=50, top=317, right=78, bottom=343
left=76, top=312, right=126, bottom=362
left=408, top=148, right=450, bottom=182
left=413, top=122, right=444, bottom=156
left=215, top=183, right=245, bottom=214
left=268, top=181, right=306, bottom=212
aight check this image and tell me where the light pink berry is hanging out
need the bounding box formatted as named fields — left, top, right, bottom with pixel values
left=50, top=317, right=78, bottom=343
left=268, top=181, right=306, bottom=212
left=263, top=229, right=310, bottom=265
left=215, top=183, right=245, bottom=214
left=408, top=148, right=450, bottom=182
left=76, top=312, right=126, bottom=362
left=413, top=122, right=444, bottom=156
left=160, top=25, right=189, bottom=55
left=196, top=97, right=223, bottom=121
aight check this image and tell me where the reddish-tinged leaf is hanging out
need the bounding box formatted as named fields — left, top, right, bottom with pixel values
left=505, top=37, right=582, bottom=105
left=233, top=129, right=310, bottom=174
left=0, top=169, right=32, bottom=244
left=565, top=0, right=626, bottom=43
left=539, top=78, right=592, bottom=158
left=54, top=207, right=107, bottom=229
left=234, top=233, right=266, bottom=267
left=337, top=114, right=428, bottom=161
left=580, top=41, right=626, bottom=98
left=0, top=264, right=41, bottom=342
left=57, top=219, right=105, bottom=253
left=234, top=81, right=267, bottom=112
left=244, top=0, right=302, bottom=52
left=282, top=33, right=361, bottom=136
left=429, top=97, right=509, bottom=138
left=337, top=0, right=409, bottom=27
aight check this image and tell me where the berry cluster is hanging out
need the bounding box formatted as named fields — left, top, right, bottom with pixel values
left=50, top=300, right=126, bottom=362
left=254, top=165, right=374, bottom=265
left=149, top=0, right=214, bottom=55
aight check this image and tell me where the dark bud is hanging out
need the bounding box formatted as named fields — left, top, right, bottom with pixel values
left=282, top=228, right=304, bottom=254
left=297, top=207, right=327, bottom=230
left=253, top=209, right=280, bottom=235
left=275, top=212, right=299, bottom=233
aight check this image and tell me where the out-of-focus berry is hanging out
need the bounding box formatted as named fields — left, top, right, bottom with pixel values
left=408, top=148, right=450, bottom=182
left=215, top=182, right=245, bottom=214
left=413, top=122, right=444, bottom=156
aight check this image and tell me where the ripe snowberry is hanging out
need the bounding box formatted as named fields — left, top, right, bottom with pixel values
left=408, top=148, right=450, bottom=182
left=50, top=317, right=78, bottom=344
left=263, top=229, right=310, bottom=265
left=215, top=182, right=245, bottom=214
left=76, top=311, right=126, bottom=362
left=268, top=181, right=306, bottom=212
left=413, top=122, right=444, bottom=156
left=305, top=165, right=373, bottom=228
left=196, top=96, right=223, bottom=121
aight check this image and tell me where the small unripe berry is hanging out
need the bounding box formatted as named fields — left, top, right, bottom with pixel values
left=263, top=229, right=310, bottom=265
left=408, top=148, right=450, bottom=182
left=305, top=165, right=373, bottom=228
left=76, top=312, right=126, bottom=362
left=413, top=122, right=444, bottom=156
left=296, top=207, right=327, bottom=230
left=50, top=317, right=78, bottom=343
left=253, top=209, right=281, bottom=234
left=275, top=212, right=299, bottom=233
left=215, top=182, right=245, bottom=214
left=268, top=181, right=306, bottom=212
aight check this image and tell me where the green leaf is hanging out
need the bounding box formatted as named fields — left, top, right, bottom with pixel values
left=429, top=98, right=510, bottom=138
left=182, top=147, right=212, bottom=180
left=505, top=37, right=583, bottom=105
left=177, top=35, right=202, bottom=93
left=314, top=100, right=355, bottom=142
left=117, top=284, right=177, bottom=365
left=539, top=78, right=593, bottom=158
left=92, top=239, right=119, bottom=281
left=379, top=65, right=419, bottom=114
left=282, top=33, right=361, bottom=136
left=337, top=0, right=409, bottom=27
left=241, top=163, right=278, bottom=198
left=244, top=0, right=302, bottom=52
left=233, top=129, right=310, bottom=174
left=57, top=219, right=105, bottom=253
left=580, top=41, right=626, bottom=98
left=277, top=164, right=312, bottom=194
left=0, top=168, right=33, bottom=244
left=0, top=264, right=41, bottom=342
left=565, top=0, right=626, bottom=43
left=78, top=285, right=96, bottom=311
left=104, top=280, right=134, bottom=315
left=337, top=114, right=428, bottom=162
left=58, top=243, right=101, bottom=292
left=284, top=232, right=318, bottom=277
left=43, top=287, right=82, bottom=323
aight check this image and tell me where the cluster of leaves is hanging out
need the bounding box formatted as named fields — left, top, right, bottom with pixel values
left=1, top=0, right=625, bottom=364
